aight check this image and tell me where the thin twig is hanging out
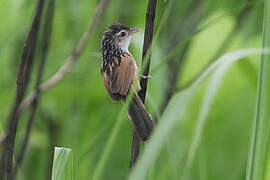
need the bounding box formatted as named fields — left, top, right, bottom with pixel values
left=130, top=0, right=157, bottom=169
left=0, top=0, right=45, bottom=179
left=13, top=0, right=55, bottom=177
left=18, top=0, right=110, bottom=114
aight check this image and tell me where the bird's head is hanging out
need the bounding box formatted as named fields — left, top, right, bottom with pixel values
left=102, top=23, right=140, bottom=52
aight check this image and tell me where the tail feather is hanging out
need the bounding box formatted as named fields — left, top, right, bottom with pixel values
left=128, top=94, right=154, bottom=141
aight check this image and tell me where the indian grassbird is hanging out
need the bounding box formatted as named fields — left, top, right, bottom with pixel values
left=101, top=23, right=154, bottom=141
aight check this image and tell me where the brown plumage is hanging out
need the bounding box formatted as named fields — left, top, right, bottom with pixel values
left=101, top=23, right=154, bottom=141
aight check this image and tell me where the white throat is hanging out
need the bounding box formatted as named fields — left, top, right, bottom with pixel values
left=118, top=36, right=131, bottom=52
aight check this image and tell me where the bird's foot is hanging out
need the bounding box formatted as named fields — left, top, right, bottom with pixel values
left=140, top=75, right=152, bottom=79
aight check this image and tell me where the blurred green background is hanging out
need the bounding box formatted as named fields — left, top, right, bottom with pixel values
left=0, top=0, right=266, bottom=179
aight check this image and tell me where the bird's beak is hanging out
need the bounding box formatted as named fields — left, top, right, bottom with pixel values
left=129, top=28, right=141, bottom=35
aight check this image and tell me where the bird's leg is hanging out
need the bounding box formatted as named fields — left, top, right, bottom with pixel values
left=140, top=74, right=152, bottom=79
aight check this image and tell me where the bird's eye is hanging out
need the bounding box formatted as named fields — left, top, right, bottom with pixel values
left=120, top=31, right=126, bottom=37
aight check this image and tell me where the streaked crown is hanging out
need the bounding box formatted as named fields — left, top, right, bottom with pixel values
left=101, top=23, right=140, bottom=58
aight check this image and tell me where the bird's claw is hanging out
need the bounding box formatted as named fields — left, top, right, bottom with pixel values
left=140, top=75, right=152, bottom=79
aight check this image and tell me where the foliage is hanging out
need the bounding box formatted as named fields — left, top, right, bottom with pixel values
left=52, top=147, right=73, bottom=180
left=0, top=0, right=269, bottom=179
left=246, top=0, right=270, bottom=179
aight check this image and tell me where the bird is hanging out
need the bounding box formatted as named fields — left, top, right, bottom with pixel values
left=101, top=23, right=154, bottom=141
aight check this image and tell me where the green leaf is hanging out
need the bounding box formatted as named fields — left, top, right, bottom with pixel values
left=51, top=147, right=73, bottom=180
left=129, top=48, right=270, bottom=180
left=182, top=50, right=267, bottom=179
left=246, top=0, right=270, bottom=179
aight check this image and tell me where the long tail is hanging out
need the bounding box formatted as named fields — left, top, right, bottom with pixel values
left=128, top=94, right=154, bottom=141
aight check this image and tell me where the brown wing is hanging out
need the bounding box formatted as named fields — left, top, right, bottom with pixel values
left=102, top=53, right=136, bottom=100
left=111, top=53, right=136, bottom=95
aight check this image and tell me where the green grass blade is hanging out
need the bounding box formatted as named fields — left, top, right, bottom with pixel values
left=129, top=48, right=269, bottom=180
left=91, top=89, right=137, bottom=180
left=246, top=0, right=270, bottom=179
left=266, top=153, right=270, bottom=180
left=91, top=103, right=127, bottom=180
left=51, top=147, right=73, bottom=180
left=129, top=90, right=193, bottom=180
left=182, top=49, right=270, bottom=179
left=183, top=56, right=234, bottom=180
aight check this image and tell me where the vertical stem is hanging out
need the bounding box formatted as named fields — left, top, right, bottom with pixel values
left=246, top=0, right=270, bottom=179
left=13, top=0, right=55, bottom=177
left=130, top=0, right=157, bottom=169
left=138, top=0, right=158, bottom=102
left=0, top=0, right=45, bottom=179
